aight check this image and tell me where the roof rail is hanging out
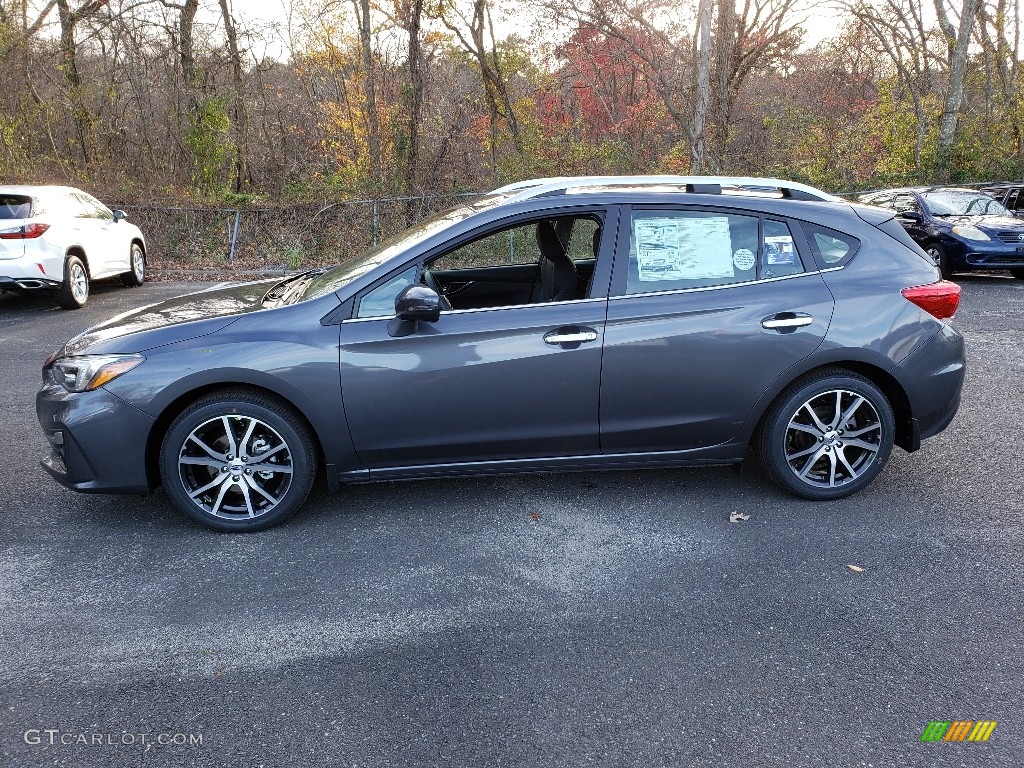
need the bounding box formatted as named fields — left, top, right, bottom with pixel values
left=492, top=175, right=842, bottom=203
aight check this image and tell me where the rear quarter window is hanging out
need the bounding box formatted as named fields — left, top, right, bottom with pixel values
left=800, top=222, right=861, bottom=268
left=0, top=195, right=32, bottom=219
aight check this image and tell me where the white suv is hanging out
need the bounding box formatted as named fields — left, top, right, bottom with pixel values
left=0, top=185, right=147, bottom=309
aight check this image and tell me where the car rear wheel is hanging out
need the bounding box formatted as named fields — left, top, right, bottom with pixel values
left=756, top=369, right=895, bottom=500
left=56, top=255, right=89, bottom=309
left=121, top=243, right=145, bottom=287
left=925, top=243, right=952, bottom=279
left=160, top=391, right=317, bottom=531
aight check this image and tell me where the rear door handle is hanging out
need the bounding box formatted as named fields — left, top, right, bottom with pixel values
left=544, top=327, right=599, bottom=345
left=761, top=312, right=813, bottom=331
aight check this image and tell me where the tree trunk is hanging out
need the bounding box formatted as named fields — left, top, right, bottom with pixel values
left=935, top=0, right=981, bottom=176
left=55, top=0, right=109, bottom=168
left=691, top=0, right=713, bottom=173
left=352, top=0, right=381, bottom=186
left=217, top=0, right=249, bottom=192
left=711, top=0, right=735, bottom=171
left=403, top=0, right=424, bottom=223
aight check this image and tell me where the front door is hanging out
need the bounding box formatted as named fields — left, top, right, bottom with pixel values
left=338, top=211, right=612, bottom=470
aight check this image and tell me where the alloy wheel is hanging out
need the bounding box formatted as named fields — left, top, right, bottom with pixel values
left=177, top=414, right=294, bottom=520
left=783, top=389, right=882, bottom=489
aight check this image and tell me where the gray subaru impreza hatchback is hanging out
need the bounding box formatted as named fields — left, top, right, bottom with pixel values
left=37, top=176, right=964, bottom=531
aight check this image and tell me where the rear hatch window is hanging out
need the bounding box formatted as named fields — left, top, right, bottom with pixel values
left=0, top=195, right=32, bottom=219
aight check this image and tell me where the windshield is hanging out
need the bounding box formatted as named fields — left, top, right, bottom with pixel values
left=921, top=191, right=1010, bottom=217
left=302, top=195, right=503, bottom=300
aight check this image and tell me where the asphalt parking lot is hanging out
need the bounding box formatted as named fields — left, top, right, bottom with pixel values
left=1, top=276, right=1022, bottom=767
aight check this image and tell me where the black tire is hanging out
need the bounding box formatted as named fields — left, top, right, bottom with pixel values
left=925, top=243, right=952, bottom=279
left=121, top=242, right=146, bottom=287
left=756, top=369, right=895, bottom=500
left=1010, top=268, right=1024, bottom=280
left=56, top=254, right=89, bottom=309
left=159, top=390, right=317, bottom=532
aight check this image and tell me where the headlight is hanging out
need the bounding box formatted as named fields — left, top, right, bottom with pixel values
left=951, top=225, right=991, bottom=241
left=48, top=354, right=144, bottom=392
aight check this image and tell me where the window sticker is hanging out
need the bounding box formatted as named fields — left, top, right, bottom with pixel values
left=634, top=216, right=734, bottom=281
left=733, top=248, right=755, bottom=271
left=764, top=234, right=796, bottom=266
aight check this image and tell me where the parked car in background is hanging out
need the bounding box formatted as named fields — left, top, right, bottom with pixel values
left=980, top=182, right=1024, bottom=217
left=859, top=186, right=1024, bottom=279
left=0, top=185, right=146, bottom=308
left=38, top=175, right=964, bottom=531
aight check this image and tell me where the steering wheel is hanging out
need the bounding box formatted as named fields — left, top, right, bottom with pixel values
left=422, top=269, right=452, bottom=310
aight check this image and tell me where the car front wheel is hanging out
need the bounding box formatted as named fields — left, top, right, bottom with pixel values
left=756, top=369, right=895, bottom=500
left=121, top=242, right=145, bottom=287
left=56, top=254, right=89, bottom=309
left=160, top=391, right=317, bottom=531
left=925, top=243, right=952, bottom=279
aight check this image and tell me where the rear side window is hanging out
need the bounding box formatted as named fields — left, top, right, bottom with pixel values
left=624, top=210, right=760, bottom=294
left=0, top=195, right=32, bottom=219
left=801, top=222, right=861, bottom=267
left=761, top=219, right=805, bottom=278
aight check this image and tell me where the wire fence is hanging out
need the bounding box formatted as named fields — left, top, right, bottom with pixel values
left=116, top=193, right=484, bottom=276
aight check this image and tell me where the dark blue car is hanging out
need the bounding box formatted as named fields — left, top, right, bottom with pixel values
left=860, top=186, right=1024, bottom=280
left=37, top=176, right=965, bottom=531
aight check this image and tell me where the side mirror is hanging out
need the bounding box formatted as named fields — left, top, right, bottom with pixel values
left=395, top=284, right=441, bottom=323
left=112, top=209, right=127, bottom=222
left=898, top=210, right=922, bottom=222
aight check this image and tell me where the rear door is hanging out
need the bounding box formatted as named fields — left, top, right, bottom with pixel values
left=599, top=206, right=834, bottom=453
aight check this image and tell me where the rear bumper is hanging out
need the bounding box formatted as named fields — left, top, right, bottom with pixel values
left=0, top=275, right=60, bottom=291
left=893, top=322, right=965, bottom=443
left=36, top=383, right=156, bottom=494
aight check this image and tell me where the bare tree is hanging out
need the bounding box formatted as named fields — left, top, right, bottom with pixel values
left=217, top=0, right=251, bottom=191
left=934, top=0, right=981, bottom=174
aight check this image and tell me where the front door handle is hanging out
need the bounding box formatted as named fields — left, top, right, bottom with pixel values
left=761, top=312, right=813, bottom=331
left=544, top=327, right=599, bottom=345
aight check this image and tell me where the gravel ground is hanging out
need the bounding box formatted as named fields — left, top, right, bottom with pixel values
left=0, top=275, right=1022, bottom=767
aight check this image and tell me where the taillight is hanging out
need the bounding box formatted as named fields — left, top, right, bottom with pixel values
left=901, top=280, right=961, bottom=320
left=0, top=223, right=49, bottom=239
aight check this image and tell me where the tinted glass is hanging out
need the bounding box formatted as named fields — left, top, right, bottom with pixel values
left=623, top=210, right=759, bottom=294
left=802, top=223, right=860, bottom=266
left=356, top=265, right=418, bottom=318
left=0, top=195, right=31, bottom=219
left=761, top=219, right=805, bottom=278
left=921, top=191, right=1009, bottom=216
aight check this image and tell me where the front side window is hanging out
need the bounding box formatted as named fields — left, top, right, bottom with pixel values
left=893, top=194, right=920, bottom=214
left=75, top=193, right=113, bottom=221
left=355, top=265, right=418, bottom=318
left=424, top=214, right=601, bottom=310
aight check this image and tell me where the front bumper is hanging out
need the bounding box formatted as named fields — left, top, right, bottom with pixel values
left=948, top=239, right=1024, bottom=269
left=36, top=382, right=156, bottom=494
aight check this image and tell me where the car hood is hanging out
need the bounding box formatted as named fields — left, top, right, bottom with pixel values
left=943, top=215, right=1024, bottom=232
left=60, top=279, right=278, bottom=356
